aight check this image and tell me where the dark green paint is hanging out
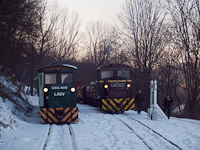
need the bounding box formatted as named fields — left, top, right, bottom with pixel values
left=39, top=69, right=77, bottom=108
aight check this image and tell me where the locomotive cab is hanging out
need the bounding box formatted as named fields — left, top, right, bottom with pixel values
left=38, top=64, right=78, bottom=124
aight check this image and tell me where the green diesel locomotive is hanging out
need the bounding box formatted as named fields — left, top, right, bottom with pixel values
left=38, top=64, right=78, bottom=124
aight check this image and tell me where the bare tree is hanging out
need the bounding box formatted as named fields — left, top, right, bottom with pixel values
left=27, top=1, right=59, bottom=68
left=166, top=0, right=200, bottom=119
left=51, top=9, right=81, bottom=63
left=117, top=0, right=167, bottom=108
left=155, top=46, right=186, bottom=116
left=26, top=1, right=81, bottom=95
left=84, top=21, right=119, bottom=67
left=28, top=1, right=81, bottom=67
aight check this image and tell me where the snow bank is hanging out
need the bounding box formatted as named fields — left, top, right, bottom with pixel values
left=0, top=69, right=33, bottom=141
left=0, top=100, right=200, bottom=150
left=0, top=75, right=32, bottom=111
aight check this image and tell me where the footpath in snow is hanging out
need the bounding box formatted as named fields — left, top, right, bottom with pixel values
left=1, top=96, right=200, bottom=150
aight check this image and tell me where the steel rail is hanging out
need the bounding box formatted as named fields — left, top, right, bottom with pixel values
left=124, top=115, right=182, bottom=150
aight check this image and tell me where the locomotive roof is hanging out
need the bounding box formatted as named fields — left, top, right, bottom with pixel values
left=37, top=64, right=77, bottom=72
left=97, top=64, right=131, bottom=70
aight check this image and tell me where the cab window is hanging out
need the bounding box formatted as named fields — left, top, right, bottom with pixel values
left=117, top=70, right=130, bottom=78
left=61, top=73, right=73, bottom=84
left=101, top=70, right=113, bottom=79
left=45, top=73, right=56, bottom=84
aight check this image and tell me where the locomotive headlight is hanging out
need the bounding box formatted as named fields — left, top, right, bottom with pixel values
left=43, top=87, right=48, bottom=92
left=71, top=87, right=76, bottom=92
left=104, top=84, right=108, bottom=89
left=127, top=84, right=131, bottom=88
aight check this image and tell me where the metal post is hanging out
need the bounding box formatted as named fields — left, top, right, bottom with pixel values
left=150, top=80, right=154, bottom=116
left=149, top=80, right=168, bottom=120
left=151, top=80, right=158, bottom=120
left=153, top=80, right=157, bottom=108
left=148, top=80, right=154, bottom=117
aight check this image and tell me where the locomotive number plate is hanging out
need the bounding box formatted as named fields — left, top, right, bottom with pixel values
left=111, top=83, right=124, bottom=87
left=51, top=86, right=68, bottom=90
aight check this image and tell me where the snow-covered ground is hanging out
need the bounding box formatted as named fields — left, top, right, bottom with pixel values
left=1, top=96, right=200, bottom=150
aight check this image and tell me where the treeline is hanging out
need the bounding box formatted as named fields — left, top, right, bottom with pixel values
left=0, top=0, right=200, bottom=119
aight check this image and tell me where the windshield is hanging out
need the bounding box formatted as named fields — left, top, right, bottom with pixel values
left=117, top=70, right=130, bottom=78
left=45, top=73, right=56, bottom=84
left=61, top=73, right=73, bottom=84
left=101, top=70, right=113, bottom=79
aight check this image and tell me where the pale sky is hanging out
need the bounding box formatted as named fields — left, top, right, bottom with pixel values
left=49, top=0, right=125, bottom=25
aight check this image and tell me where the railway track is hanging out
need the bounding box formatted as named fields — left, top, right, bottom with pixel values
left=42, top=124, right=77, bottom=150
left=118, top=118, right=152, bottom=150
left=117, top=115, right=182, bottom=150
left=68, top=125, right=78, bottom=150
left=43, top=124, right=52, bottom=150
left=173, top=118, right=200, bottom=126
